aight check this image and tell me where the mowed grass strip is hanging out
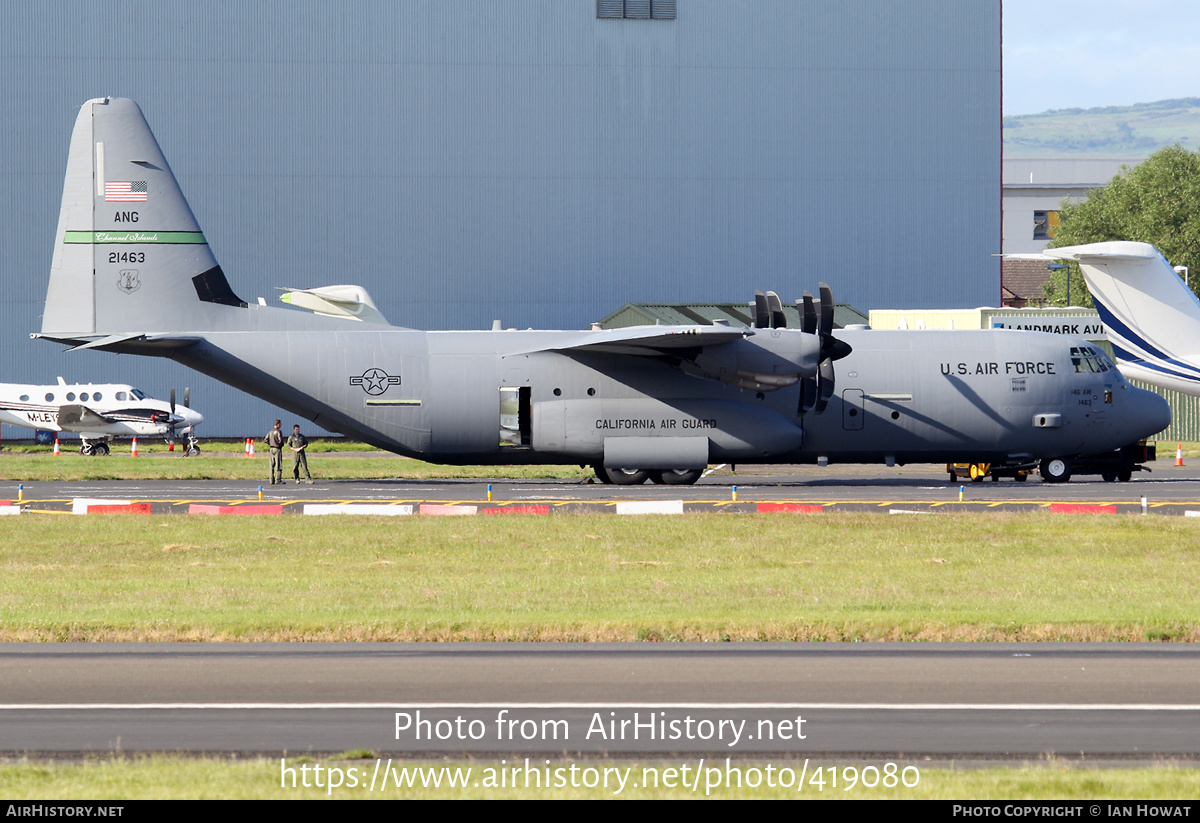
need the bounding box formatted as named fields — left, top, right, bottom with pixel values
left=0, top=450, right=590, bottom=482
left=2, top=513, right=1199, bottom=641
left=2, top=755, right=1198, bottom=799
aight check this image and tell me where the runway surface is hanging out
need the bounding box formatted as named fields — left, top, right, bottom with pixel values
left=11, top=458, right=1200, bottom=515
left=3, top=643, right=1199, bottom=759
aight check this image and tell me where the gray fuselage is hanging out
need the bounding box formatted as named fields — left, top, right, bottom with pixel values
left=147, top=306, right=1169, bottom=468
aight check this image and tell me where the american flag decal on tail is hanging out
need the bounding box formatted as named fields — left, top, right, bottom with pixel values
left=105, top=181, right=148, bottom=202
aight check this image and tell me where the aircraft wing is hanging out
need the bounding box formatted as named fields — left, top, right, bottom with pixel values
left=537, top=325, right=749, bottom=356
left=56, top=404, right=116, bottom=430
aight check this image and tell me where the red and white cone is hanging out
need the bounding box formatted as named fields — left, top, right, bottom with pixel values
left=131, top=436, right=138, bottom=457
left=248, top=438, right=256, bottom=458
left=53, top=437, right=60, bottom=456
left=1177, top=443, right=1184, bottom=467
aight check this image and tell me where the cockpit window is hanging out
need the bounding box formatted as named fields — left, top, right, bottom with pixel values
left=1070, top=346, right=1112, bottom=374
left=130, top=388, right=147, bottom=400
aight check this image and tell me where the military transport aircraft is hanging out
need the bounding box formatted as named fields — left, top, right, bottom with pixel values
left=33, top=99, right=1171, bottom=483
left=0, top=377, right=202, bottom=455
left=1033, top=241, right=1200, bottom=398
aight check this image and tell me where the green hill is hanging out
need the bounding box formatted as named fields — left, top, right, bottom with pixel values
left=1004, top=98, right=1200, bottom=158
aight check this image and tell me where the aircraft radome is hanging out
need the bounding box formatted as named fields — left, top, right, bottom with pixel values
left=1034, top=241, right=1200, bottom=398
left=34, top=99, right=1170, bottom=483
left=0, top=377, right=202, bottom=455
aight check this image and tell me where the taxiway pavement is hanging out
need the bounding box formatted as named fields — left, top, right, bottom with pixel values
left=2, top=643, right=1198, bottom=758
left=11, top=459, right=1200, bottom=515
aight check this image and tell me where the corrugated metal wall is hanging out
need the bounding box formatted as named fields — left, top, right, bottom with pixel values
left=0, top=0, right=1001, bottom=437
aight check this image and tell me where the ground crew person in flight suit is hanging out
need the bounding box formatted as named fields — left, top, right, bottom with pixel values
left=289, top=423, right=313, bottom=483
left=266, top=419, right=285, bottom=484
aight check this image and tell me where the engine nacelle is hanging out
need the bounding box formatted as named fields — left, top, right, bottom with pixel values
left=682, top=330, right=819, bottom=391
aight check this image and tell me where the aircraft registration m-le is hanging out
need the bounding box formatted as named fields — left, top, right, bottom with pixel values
left=33, top=98, right=1170, bottom=483
left=0, top=377, right=202, bottom=455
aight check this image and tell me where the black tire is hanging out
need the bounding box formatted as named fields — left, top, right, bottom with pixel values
left=1039, top=457, right=1072, bottom=483
left=79, top=444, right=91, bottom=456
left=94, top=443, right=109, bottom=456
left=652, top=469, right=703, bottom=486
left=1102, top=471, right=1117, bottom=483
left=948, top=472, right=957, bottom=483
left=593, top=465, right=613, bottom=484
left=186, top=446, right=200, bottom=457
left=1118, top=468, right=1133, bottom=482
left=608, top=468, right=650, bottom=485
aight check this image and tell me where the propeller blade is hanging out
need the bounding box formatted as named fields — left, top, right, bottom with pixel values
left=765, top=291, right=786, bottom=329
left=813, top=357, right=836, bottom=414
left=801, top=292, right=817, bottom=335
left=819, top=283, right=834, bottom=339
left=184, top=387, right=191, bottom=409
left=798, top=376, right=818, bottom=415
left=169, top=387, right=176, bottom=415
left=753, top=290, right=769, bottom=329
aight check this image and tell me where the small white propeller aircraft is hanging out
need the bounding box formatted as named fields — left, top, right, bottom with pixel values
left=0, top=378, right=203, bottom=455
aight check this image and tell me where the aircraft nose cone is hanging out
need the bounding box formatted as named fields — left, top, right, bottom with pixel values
left=1131, top=387, right=1171, bottom=438
left=185, top=409, right=204, bottom=426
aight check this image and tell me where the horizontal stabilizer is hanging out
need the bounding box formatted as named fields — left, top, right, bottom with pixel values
left=32, top=332, right=201, bottom=352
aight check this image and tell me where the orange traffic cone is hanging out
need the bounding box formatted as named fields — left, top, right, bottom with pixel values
left=131, top=436, right=138, bottom=457
left=1177, top=444, right=1184, bottom=467
left=248, top=438, right=255, bottom=458
left=53, top=437, right=60, bottom=456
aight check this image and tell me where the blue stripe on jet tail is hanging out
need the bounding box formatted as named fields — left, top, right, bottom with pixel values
left=1092, top=298, right=1200, bottom=380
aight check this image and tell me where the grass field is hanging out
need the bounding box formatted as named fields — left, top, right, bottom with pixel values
left=4, top=450, right=1198, bottom=798
left=0, top=440, right=591, bottom=482
left=2, top=513, right=1198, bottom=641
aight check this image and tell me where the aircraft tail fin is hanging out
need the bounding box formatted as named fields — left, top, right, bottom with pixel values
left=41, top=98, right=244, bottom=342
left=1051, top=241, right=1200, bottom=391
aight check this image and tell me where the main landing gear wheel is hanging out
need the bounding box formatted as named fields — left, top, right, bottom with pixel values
left=94, top=442, right=109, bottom=456
left=79, top=443, right=91, bottom=456
left=1039, top=457, right=1072, bottom=483
left=650, top=469, right=703, bottom=486
left=607, top=468, right=650, bottom=485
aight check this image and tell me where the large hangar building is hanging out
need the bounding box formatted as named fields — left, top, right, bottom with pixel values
left=1, top=0, right=1001, bottom=437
